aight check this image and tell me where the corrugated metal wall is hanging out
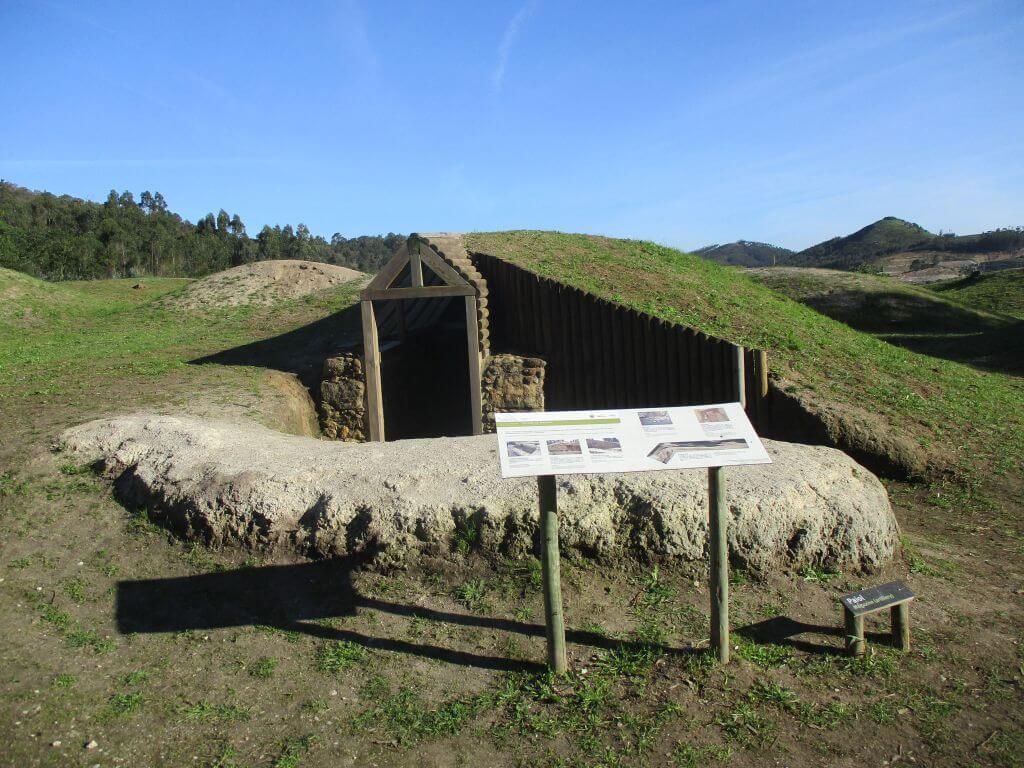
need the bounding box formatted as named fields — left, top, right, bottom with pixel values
left=472, top=252, right=769, bottom=424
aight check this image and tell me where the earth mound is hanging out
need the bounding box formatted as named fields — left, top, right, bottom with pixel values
left=58, top=414, right=900, bottom=574
left=162, top=260, right=366, bottom=310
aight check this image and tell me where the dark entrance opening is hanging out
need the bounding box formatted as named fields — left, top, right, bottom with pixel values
left=378, top=297, right=472, bottom=439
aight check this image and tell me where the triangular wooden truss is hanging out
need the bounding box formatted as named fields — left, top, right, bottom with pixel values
left=360, top=238, right=475, bottom=301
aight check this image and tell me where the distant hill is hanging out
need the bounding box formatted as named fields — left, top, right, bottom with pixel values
left=694, top=240, right=794, bottom=267
left=781, top=216, right=1024, bottom=278
left=782, top=217, right=933, bottom=270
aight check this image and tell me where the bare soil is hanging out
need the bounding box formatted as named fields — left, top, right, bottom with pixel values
left=162, top=260, right=366, bottom=311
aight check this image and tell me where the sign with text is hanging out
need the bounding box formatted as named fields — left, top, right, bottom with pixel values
left=840, top=581, right=915, bottom=616
left=495, top=402, right=771, bottom=478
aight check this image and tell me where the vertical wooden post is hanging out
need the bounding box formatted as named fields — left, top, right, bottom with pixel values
left=845, top=611, right=866, bottom=656
left=465, top=295, right=484, bottom=436
left=757, top=350, right=769, bottom=398
left=410, top=247, right=424, bottom=288
left=708, top=466, right=730, bottom=663
left=361, top=299, right=385, bottom=442
left=538, top=475, right=567, bottom=674
left=892, top=603, right=910, bottom=651
left=733, top=344, right=746, bottom=408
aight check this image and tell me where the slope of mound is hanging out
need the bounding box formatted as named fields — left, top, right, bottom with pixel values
left=162, top=260, right=366, bottom=310
left=931, top=270, right=1024, bottom=319
left=748, top=267, right=1023, bottom=374
left=694, top=241, right=793, bottom=268
left=465, top=231, right=1024, bottom=481
left=747, top=267, right=1009, bottom=332
left=0, top=266, right=85, bottom=327
left=784, top=217, right=932, bottom=270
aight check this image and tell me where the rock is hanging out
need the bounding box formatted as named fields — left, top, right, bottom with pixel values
left=57, top=413, right=900, bottom=574
left=482, top=354, right=546, bottom=433
left=318, top=353, right=366, bottom=441
left=321, top=379, right=365, bottom=410
left=85, top=740, right=98, bottom=750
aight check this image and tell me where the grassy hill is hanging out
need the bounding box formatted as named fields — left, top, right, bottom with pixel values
left=931, top=270, right=1024, bottom=319
left=467, top=231, right=1023, bottom=485
left=782, top=217, right=933, bottom=270
left=747, top=267, right=1023, bottom=374
left=694, top=240, right=793, bottom=268
left=780, top=217, right=1023, bottom=278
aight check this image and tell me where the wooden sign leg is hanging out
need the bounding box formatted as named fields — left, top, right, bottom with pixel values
left=892, top=603, right=910, bottom=652
left=708, top=466, right=730, bottom=663
left=845, top=610, right=866, bottom=656
left=538, top=474, right=567, bottom=674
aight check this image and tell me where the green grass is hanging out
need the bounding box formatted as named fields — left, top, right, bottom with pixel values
left=932, top=270, right=1024, bottom=319
left=181, top=701, right=252, bottom=723
left=249, top=656, right=279, bottom=679
left=0, top=269, right=360, bottom=435
left=106, top=692, right=144, bottom=717
left=315, top=640, right=367, bottom=673
left=466, top=232, right=1024, bottom=488
left=352, top=686, right=487, bottom=745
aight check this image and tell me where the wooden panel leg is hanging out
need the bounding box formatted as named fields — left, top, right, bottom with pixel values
left=892, top=603, right=910, bottom=652
left=708, top=466, right=730, bottom=663
left=538, top=475, right=567, bottom=674
left=845, top=610, right=865, bottom=657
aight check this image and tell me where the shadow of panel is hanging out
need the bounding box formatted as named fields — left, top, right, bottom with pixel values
left=117, top=559, right=358, bottom=633
left=116, top=559, right=701, bottom=672
left=737, top=615, right=894, bottom=657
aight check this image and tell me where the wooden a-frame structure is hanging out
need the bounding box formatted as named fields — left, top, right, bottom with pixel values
left=359, top=236, right=484, bottom=441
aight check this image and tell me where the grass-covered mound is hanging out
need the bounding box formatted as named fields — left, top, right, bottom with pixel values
left=931, top=270, right=1024, bottom=319
left=746, top=267, right=1023, bottom=375
left=0, top=271, right=361, bottom=462
left=746, top=267, right=1009, bottom=332
left=466, top=232, right=1024, bottom=487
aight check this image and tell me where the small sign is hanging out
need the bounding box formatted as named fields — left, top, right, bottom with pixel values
left=840, top=581, right=915, bottom=616
left=495, top=402, right=771, bottom=478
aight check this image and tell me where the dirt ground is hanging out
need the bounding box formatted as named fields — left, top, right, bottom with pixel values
left=0, top=279, right=1021, bottom=768
left=161, top=260, right=366, bottom=311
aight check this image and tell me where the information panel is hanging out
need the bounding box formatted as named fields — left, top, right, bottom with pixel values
left=495, top=402, right=771, bottom=478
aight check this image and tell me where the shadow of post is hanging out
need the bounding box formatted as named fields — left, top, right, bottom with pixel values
left=116, top=559, right=696, bottom=673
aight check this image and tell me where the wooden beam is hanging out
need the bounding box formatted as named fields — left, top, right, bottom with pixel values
left=734, top=344, right=746, bottom=408
left=538, top=474, right=567, bottom=674
left=417, top=242, right=472, bottom=287
left=360, top=285, right=475, bottom=301
left=410, top=249, right=424, bottom=288
left=465, top=295, right=484, bottom=435
left=360, top=299, right=385, bottom=442
left=365, top=243, right=410, bottom=291
left=892, top=603, right=910, bottom=652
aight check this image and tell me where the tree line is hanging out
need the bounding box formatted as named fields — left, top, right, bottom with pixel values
left=0, top=181, right=404, bottom=280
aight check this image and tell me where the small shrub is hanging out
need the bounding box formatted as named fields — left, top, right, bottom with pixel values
left=250, top=656, right=279, bottom=679
left=315, top=640, right=367, bottom=673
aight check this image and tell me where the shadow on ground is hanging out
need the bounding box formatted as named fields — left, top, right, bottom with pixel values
left=190, top=304, right=363, bottom=389
left=115, top=559, right=762, bottom=673
left=802, top=291, right=1024, bottom=375
left=737, top=615, right=894, bottom=656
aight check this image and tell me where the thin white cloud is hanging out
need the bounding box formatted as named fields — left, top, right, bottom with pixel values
left=493, top=1, right=538, bottom=94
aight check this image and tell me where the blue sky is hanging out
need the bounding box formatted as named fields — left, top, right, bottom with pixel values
left=2, top=0, right=1021, bottom=251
